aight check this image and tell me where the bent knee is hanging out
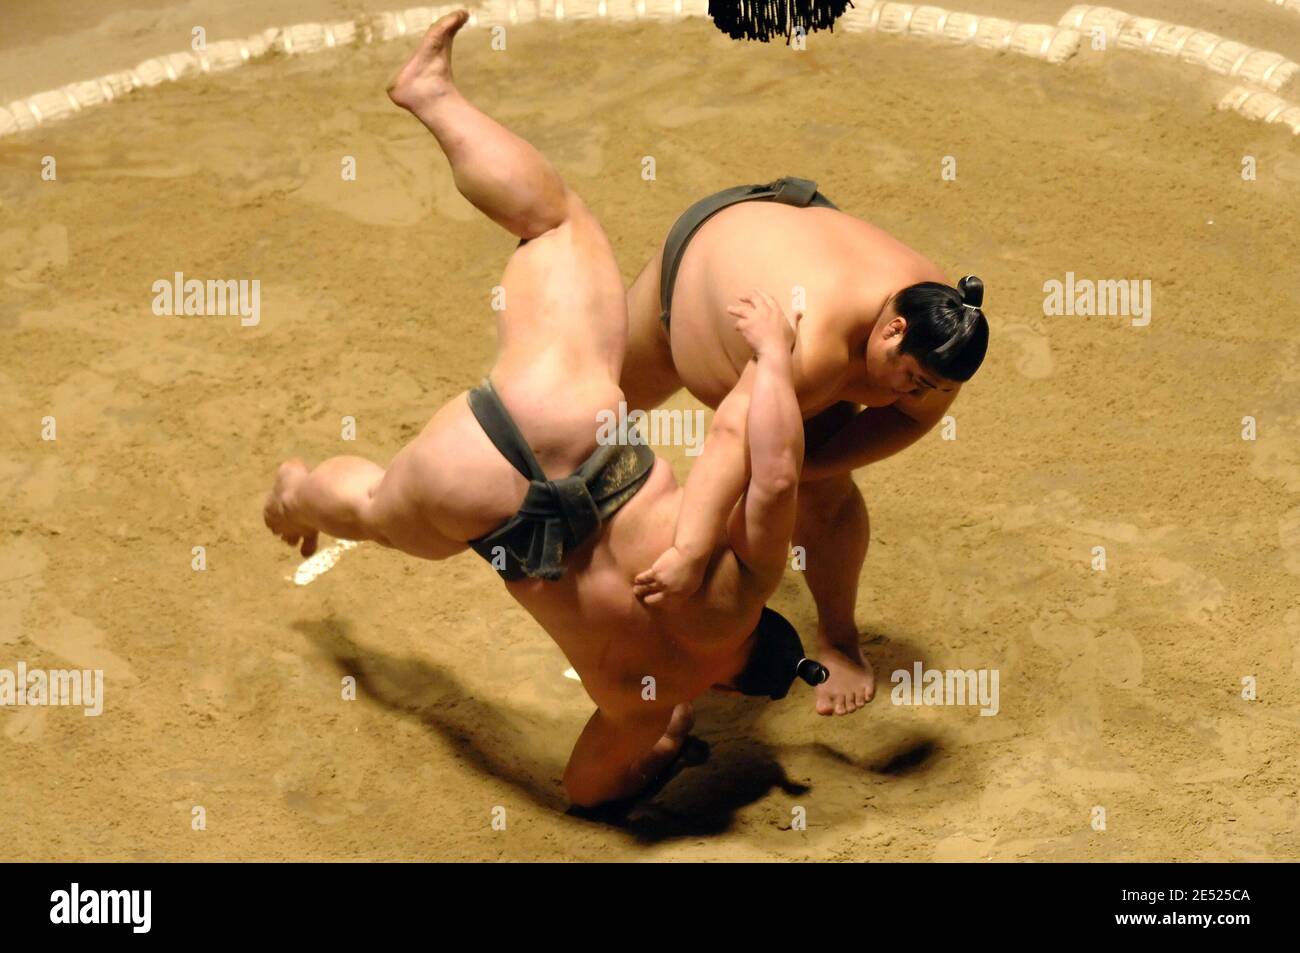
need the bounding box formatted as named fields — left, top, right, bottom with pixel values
left=796, top=473, right=865, bottom=527
left=798, top=472, right=860, bottom=505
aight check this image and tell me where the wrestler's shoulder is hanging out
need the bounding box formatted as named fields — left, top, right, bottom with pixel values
left=819, top=211, right=948, bottom=282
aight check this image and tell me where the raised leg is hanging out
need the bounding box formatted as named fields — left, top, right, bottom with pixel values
left=387, top=10, right=568, bottom=240
left=386, top=10, right=627, bottom=384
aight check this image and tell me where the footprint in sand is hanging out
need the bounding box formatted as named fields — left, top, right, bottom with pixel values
left=27, top=604, right=136, bottom=684
left=1279, top=506, right=1300, bottom=575
left=1287, top=607, right=1300, bottom=678
left=4, top=706, right=48, bottom=744
left=0, top=224, right=68, bottom=292
left=295, top=135, right=458, bottom=227
left=1095, top=630, right=1143, bottom=689
left=992, top=489, right=1149, bottom=544
left=0, top=547, right=128, bottom=738
left=986, top=490, right=1223, bottom=629
left=1144, top=557, right=1226, bottom=626
left=0, top=539, right=48, bottom=648
left=1029, top=613, right=1107, bottom=744
left=1000, top=321, right=1053, bottom=378
left=50, top=368, right=136, bottom=445
left=1065, top=589, right=1116, bottom=621
left=1248, top=411, right=1300, bottom=493
left=6, top=457, right=66, bottom=511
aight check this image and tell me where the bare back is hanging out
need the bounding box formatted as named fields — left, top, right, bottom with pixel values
left=629, top=200, right=947, bottom=414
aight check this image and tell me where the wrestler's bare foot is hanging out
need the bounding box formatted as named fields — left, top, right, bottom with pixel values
left=813, top=636, right=876, bottom=716
left=386, top=9, right=469, bottom=109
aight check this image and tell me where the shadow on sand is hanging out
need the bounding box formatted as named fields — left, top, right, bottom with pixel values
left=295, top=616, right=945, bottom=845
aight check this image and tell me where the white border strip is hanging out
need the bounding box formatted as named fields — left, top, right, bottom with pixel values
left=1219, top=84, right=1300, bottom=134
left=1060, top=4, right=1299, bottom=92
left=0, top=3, right=1293, bottom=140
left=1060, top=4, right=1300, bottom=133
left=841, top=4, right=1081, bottom=63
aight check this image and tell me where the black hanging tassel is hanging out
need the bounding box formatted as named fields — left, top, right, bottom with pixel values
left=709, top=0, right=855, bottom=43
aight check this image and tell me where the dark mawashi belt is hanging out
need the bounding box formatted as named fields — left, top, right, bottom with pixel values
left=658, top=175, right=838, bottom=329
left=466, top=380, right=655, bottom=581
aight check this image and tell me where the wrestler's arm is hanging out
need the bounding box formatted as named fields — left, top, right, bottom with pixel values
left=724, top=293, right=805, bottom=584
left=799, top=384, right=960, bottom=482
left=632, top=293, right=801, bottom=604
left=631, top=363, right=756, bottom=604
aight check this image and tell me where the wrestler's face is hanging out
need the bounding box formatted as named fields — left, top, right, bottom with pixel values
left=867, top=315, right=944, bottom=399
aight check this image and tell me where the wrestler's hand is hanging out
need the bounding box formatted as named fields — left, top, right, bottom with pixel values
left=632, top=545, right=707, bottom=605
left=263, top=459, right=319, bottom=558
left=727, top=288, right=800, bottom=358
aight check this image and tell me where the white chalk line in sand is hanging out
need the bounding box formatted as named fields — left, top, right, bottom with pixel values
left=287, top=538, right=359, bottom=586
left=0, top=1, right=1295, bottom=141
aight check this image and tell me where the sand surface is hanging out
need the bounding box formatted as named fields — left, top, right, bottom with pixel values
left=2, top=2, right=1299, bottom=860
